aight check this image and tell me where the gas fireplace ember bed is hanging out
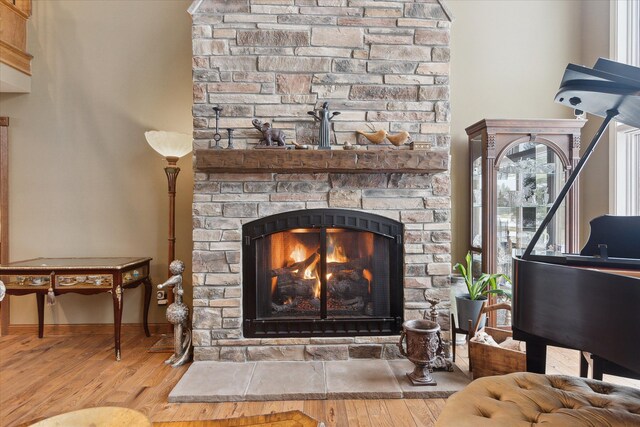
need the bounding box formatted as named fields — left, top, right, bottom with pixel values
left=243, top=209, right=403, bottom=338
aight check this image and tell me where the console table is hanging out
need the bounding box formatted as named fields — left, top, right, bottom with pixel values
left=0, top=257, right=152, bottom=360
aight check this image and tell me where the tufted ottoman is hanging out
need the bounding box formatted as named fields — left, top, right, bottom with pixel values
left=436, top=372, right=640, bottom=426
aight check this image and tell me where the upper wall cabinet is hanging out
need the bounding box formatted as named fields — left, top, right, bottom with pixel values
left=0, top=0, right=32, bottom=93
left=465, top=119, right=587, bottom=279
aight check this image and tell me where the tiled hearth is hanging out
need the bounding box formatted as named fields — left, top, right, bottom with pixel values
left=189, top=0, right=453, bottom=362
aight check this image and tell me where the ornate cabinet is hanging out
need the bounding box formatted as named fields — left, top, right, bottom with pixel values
left=465, top=119, right=586, bottom=281
left=1, top=117, right=8, bottom=335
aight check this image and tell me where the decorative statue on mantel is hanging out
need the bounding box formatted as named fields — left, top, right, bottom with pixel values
left=251, top=118, right=286, bottom=147
left=308, top=102, right=341, bottom=150
left=0, top=279, right=5, bottom=302
left=158, top=260, right=192, bottom=367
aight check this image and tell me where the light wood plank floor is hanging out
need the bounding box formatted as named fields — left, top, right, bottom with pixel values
left=0, top=332, right=638, bottom=426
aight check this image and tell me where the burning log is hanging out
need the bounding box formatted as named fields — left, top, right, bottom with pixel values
left=272, top=301, right=296, bottom=313
left=328, top=277, right=369, bottom=298
left=277, top=278, right=317, bottom=299
left=327, top=257, right=367, bottom=274
left=343, top=296, right=366, bottom=311
left=271, top=252, right=320, bottom=278
left=331, top=269, right=361, bottom=282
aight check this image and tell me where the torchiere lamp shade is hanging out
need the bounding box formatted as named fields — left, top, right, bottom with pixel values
left=145, top=131, right=192, bottom=159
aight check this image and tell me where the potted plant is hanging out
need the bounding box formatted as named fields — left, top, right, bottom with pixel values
left=453, top=251, right=511, bottom=333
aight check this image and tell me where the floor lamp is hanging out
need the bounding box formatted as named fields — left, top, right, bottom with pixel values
left=145, top=131, right=192, bottom=350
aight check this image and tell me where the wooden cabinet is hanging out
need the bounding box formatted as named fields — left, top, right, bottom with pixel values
left=0, top=118, right=7, bottom=335
left=464, top=119, right=586, bottom=280
left=0, top=0, right=32, bottom=92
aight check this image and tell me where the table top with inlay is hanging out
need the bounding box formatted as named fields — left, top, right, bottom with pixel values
left=0, top=256, right=152, bottom=271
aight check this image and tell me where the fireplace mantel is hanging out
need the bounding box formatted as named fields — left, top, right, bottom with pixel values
left=195, top=149, right=449, bottom=174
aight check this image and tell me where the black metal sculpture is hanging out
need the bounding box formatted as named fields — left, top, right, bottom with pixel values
left=308, top=102, right=340, bottom=150
left=212, top=106, right=223, bottom=150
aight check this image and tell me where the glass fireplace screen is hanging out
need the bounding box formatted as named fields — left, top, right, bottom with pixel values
left=256, top=228, right=391, bottom=320
left=243, top=209, right=403, bottom=337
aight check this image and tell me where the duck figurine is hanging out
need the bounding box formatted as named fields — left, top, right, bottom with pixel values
left=386, top=131, right=412, bottom=147
left=356, top=125, right=388, bottom=144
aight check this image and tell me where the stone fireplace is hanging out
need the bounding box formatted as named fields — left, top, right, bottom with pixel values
left=189, top=0, right=453, bottom=362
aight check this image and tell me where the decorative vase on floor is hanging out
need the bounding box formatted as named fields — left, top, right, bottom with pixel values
left=455, top=294, right=487, bottom=333
left=397, top=319, right=442, bottom=385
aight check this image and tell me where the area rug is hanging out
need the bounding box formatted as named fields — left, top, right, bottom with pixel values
left=169, top=359, right=470, bottom=403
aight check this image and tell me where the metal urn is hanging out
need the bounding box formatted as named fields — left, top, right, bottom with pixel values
left=398, top=319, right=441, bottom=385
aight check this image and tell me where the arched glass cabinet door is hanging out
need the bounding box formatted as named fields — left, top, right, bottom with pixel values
left=495, top=140, right=567, bottom=278
left=469, top=135, right=483, bottom=277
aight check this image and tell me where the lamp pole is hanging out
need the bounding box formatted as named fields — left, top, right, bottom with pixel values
left=164, top=156, right=180, bottom=305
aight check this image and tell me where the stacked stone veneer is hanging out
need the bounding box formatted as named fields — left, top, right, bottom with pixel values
left=190, top=0, right=453, bottom=362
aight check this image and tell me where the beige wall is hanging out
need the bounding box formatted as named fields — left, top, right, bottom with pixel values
left=448, top=0, right=611, bottom=264
left=0, top=0, right=194, bottom=325
left=1, top=0, right=611, bottom=325
left=578, top=0, right=611, bottom=243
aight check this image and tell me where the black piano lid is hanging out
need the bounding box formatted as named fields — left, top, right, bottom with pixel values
left=520, top=252, right=640, bottom=270
left=554, top=58, right=640, bottom=128
left=520, top=215, right=640, bottom=269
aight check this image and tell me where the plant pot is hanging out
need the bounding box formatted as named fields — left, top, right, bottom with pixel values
left=455, top=294, right=486, bottom=333
left=450, top=274, right=468, bottom=344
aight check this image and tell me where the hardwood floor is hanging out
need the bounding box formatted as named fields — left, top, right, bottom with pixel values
left=0, top=332, right=638, bottom=426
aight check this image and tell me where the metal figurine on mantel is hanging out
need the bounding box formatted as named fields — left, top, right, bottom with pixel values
left=157, top=260, right=192, bottom=367
left=227, top=128, right=235, bottom=149
left=252, top=119, right=286, bottom=147
left=308, top=102, right=341, bottom=150
left=211, top=106, right=224, bottom=149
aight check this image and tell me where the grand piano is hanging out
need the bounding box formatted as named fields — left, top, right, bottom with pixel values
left=512, top=58, right=640, bottom=380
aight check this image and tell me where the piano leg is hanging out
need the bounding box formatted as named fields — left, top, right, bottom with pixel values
left=592, top=357, right=604, bottom=380
left=525, top=340, right=547, bottom=374
left=580, top=352, right=590, bottom=378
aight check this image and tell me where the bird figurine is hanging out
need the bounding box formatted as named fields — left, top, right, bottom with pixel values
left=356, top=126, right=388, bottom=145
left=386, top=130, right=412, bottom=147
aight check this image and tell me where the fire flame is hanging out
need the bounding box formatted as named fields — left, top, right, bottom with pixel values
left=313, top=276, right=321, bottom=299
left=289, top=244, right=319, bottom=279
left=363, top=268, right=372, bottom=293
left=289, top=244, right=308, bottom=264
left=327, top=235, right=348, bottom=263
left=271, top=276, right=278, bottom=296
left=282, top=235, right=368, bottom=301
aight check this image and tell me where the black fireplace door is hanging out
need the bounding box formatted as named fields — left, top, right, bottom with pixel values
left=243, top=209, right=403, bottom=338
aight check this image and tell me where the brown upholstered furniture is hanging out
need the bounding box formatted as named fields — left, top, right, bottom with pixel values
left=436, top=372, right=640, bottom=426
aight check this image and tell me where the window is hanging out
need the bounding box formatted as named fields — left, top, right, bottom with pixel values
left=611, top=0, right=640, bottom=215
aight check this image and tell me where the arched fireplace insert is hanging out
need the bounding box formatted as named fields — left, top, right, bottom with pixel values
left=243, top=209, right=404, bottom=338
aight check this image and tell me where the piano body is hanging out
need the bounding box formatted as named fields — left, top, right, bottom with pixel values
left=512, top=58, right=640, bottom=379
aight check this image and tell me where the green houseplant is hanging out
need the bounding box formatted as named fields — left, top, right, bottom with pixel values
left=453, top=251, right=511, bottom=332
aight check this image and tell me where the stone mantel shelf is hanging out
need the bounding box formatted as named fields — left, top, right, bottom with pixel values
left=195, top=149, right=449, bottom=174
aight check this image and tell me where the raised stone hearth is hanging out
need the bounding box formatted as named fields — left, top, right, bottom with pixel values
left=169, top=360, right=470, bottom=402
left=189, top=0, right=453, bottom=362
